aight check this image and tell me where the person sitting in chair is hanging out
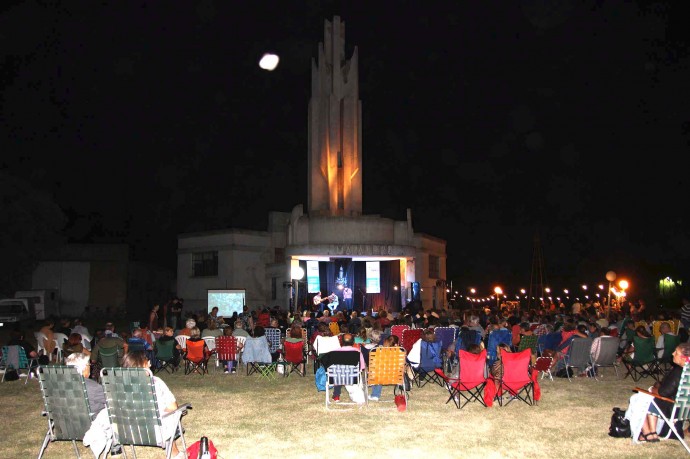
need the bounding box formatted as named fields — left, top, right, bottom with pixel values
left=629, top=342, right=690, bottom=442
left=84, top=351, right=187, bottom=459
left=320, top=333, right=366, bottom=404
left=65, top=352, right=105, bottom=417
left=655, top=322, right=676, bottom=358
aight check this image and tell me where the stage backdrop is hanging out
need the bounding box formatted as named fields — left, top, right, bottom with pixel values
left=303, top=259, right=400, bottom=312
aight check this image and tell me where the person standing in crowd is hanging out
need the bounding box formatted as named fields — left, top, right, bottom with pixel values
left=343, top=286, right=354, bottom=313
left=148, top=303, right=160, bottom=331
left=166, top=298, right=180, bottom=331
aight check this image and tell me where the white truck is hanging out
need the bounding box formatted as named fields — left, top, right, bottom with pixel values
left=0, top=298, right=35, bottom=329
left=14, top=289, right=60, bottom=320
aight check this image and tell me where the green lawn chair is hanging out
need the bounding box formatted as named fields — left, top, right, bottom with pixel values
left=100, top=367, right=191, bottom=459
left=37, top=365, right=105, bottom=458
left=634, top=361, right=690, bottom=454
left=622, top=336, right=661, bottom=382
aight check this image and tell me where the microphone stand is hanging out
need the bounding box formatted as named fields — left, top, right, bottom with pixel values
left=358, top=288, right=366, bottom=313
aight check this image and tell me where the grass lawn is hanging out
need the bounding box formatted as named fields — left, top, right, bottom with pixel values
left=1, top=361, right=686, bottom=459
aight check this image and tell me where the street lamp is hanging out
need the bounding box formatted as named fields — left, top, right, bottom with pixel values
left=291, top=265, right=305, bottom=313
left=606, top=270, right=617, bottom=319
left=494, top=286, right=503, bottom=310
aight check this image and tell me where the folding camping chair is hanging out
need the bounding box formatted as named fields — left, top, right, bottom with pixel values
left=408, top=339, right=444, bottom=388
left=400, top=328, right=422, bottom=355
left=537, top=331, right=562, bottom=356
left=622, top=336, right=662, bottom=382
left=436, top=349, right=490, bottom=409
left=242, top=336, right=276, bottom=380
left=153, top=338, right=177, bottom=374
left=92, top=343, right=121, bottom=383
left=390, top=325, right=409, bottom=342
left=321, top=350, right=367, bottom=409
left=367, top=346, right=408, bottom=408
left=486, top=329, right=512, bottom=367
left=651, top=320, right=676, bottom=341
left=1, top=345, right=37, bottom=384
left=37, top=365, right=100, bottom=459
left=633, top=361, right=690, bottom=454
left=562, top=337, right=594, bottom=381
left=183, top=339, right=211, bottom=375
left=657, top=333, right=681, bottom=375
left=282, top=340, right=306, bottom=377
left=589, top=335, right=620, bottom=380
left=433, top=326, right=456, bottom=373
left=100, top=367, right=191, bottom=459
left=533, top=355, right=554, bottom=381
left=215, top=335, right=239, bottom=373
left=496, top=348, right=537, bottom=406
left=265, top=327, right=282, bottom=356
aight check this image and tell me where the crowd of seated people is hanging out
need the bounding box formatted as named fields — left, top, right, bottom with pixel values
left=5, top=293, right=690, bottom=459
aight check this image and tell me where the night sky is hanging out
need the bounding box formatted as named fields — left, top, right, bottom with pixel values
left=2, top=2, right=689, bottom=299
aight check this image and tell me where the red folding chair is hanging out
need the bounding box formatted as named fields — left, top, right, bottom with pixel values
left=496, top=348, right=539, bottom=406
left=436, top=349, right=490, bottom=409
left=282, top=340, right=306, bottom=377
left=391, top=325, right=410, bottom=342
left=215, top=336, right=238, bottom=373
left=401, top=328, right=423, bottom=355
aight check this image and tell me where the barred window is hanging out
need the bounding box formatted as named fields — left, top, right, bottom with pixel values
left=192, top=251, right=218, bottom=277
left=428, top=255, right=440, bottom=279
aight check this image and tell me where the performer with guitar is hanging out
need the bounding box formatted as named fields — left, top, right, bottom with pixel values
left=313, top=291, right=329, bottom=312
left=327, top=292, right=339, bottom=313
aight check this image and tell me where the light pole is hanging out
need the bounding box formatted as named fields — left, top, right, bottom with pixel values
left=606, top=270, right=616, bottom=320
left=494, top=286, right=503, bottom=310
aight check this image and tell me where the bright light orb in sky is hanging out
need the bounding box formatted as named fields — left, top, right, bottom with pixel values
left=259, top=53, right=279, bottom=71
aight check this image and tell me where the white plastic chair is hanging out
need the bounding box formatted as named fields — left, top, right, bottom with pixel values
left=34, top=332, right=48, bottom=358
left=81, top=335, right=92, bottom=351
left=53, top=333, right=69, bottom=363
left=175, top=335, right=188, bottom=351
left=203, top=337, right=217, bottom=367
left=235, top=336, right=247, bottom=365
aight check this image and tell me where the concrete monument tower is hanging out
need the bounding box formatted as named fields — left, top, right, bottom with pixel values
left=308, top=16, right=362, bottom=217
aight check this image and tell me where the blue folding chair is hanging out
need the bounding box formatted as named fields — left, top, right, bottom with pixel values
left=486, top=329, right=512, bottom=367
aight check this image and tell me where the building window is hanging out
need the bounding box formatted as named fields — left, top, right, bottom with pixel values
left=192, top=251, right=218, bottom=277
left=271, top=277, right=277, bottom=300
left=429, top=255, right=440, bottom=279
left=274, top=248, right=285, bottom=264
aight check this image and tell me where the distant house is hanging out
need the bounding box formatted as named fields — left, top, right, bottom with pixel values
left=30, top=243, right=174, bottom=318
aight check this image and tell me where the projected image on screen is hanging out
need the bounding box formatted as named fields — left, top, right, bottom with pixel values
left=208, top=289, right=245, bottom=318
